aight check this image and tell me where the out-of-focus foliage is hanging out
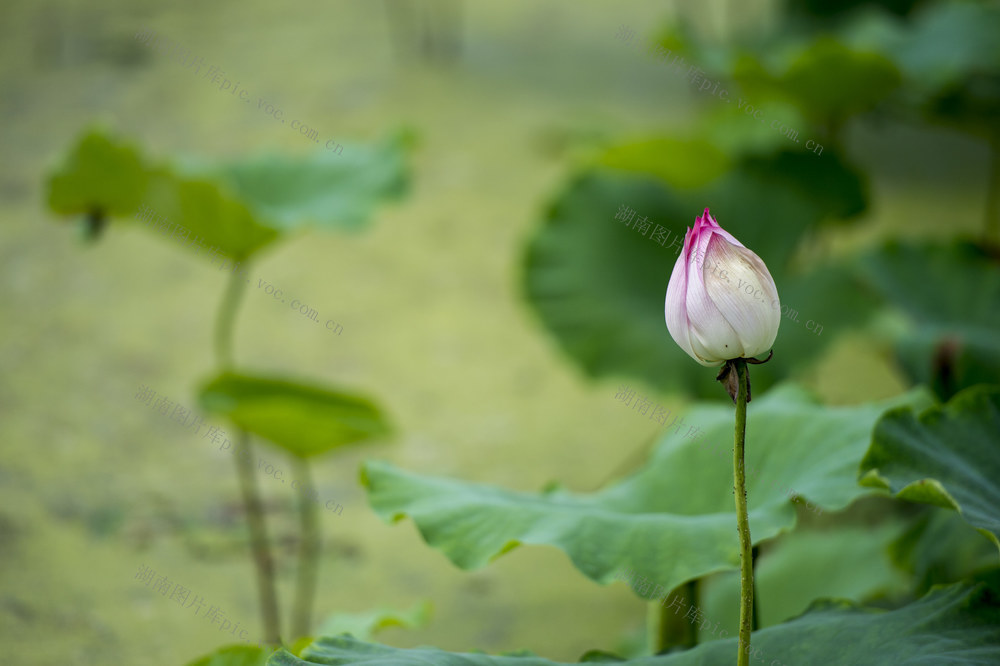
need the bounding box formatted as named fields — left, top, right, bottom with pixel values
left=198, top=372, right=393, bottom=458
left=44, top=127, right=412, bottom=260
left=43, top=124, right=411, bottom=661
left=316, top=601, right=432, bottom=643
left=142, top=173, right=281, bottom=261
left=659, top=1, right=1000, bottom=139
left=362, top=386, right=929, bottom=599
left=187, top=645, right=274, bottom=666
left=701, top=522, right=910, bottom=636
left=788, top=0, right=930, bottom=20
left=861, top=385, right=1000, bottom=552
left=889, top=509, right=1000, bottom=597
left=46, top=129, right=276, bottom=260
left=46, top=129, right=150, bottom=217
left=179, top=130, right=413, bottom=233
left=595, top=137, right=731, bottom=190
left=732, top=38, right=902, bottom=125
left=268, top=582, right=1000, bottom=665
left=853, top=2, right=1000, bottom=137
left=856, top=241, right=1000, bottom=400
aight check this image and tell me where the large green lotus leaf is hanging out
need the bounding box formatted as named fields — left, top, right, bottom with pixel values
left=198, top=372, right=393, bottom=458
left=45, top=128, right=150, bottom=217
left=860, top=385, right=1000, bottom=553
left=363, top=385, right=929, bottom=597
left=143, top=169, right=280, bottom=261
left=188, top=645, right=274, bottom=666
left=267, top=583, right=1000, bottom=665
left=521, top=152, right=870, bottom=398
left=856, top=241, right=1000, bottom=400
left=187, top=131, right=412, bottom=233
left=701, top=522, right=910, bottom=637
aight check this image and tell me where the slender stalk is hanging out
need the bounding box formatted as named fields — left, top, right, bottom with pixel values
left=651, top=580, right=698, bottom=653
left=233, top=431, right=282, bottom=644
left=733, top=359, right=753, bottom=666
left=214, top=266, right=282, bottom=644
left=291, top=456, right=320, bottom=639
left=214, top=264, right=248, bottom=369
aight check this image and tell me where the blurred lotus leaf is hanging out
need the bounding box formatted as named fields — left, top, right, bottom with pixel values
left=889, top=508, right=1000, bottom=597
left=887, top=2, right=1000, bottom=95
left=899, top=3, right=1000, bottom=137
left=46, top=128, right=150, bottom=217
left=316, top=601, right=432, bottom=642
left=178, top=129, right=413, bottom=233
left=198, top=372, right=393, bottom=458
left=596, top=137, right=731, bottom=191
left=187, top=645, right=274, bottom=666
left=45, top=127, right=413, bottom=260
left=844, top=2, right=1000, bottom=137
left=732, top=38, right=902, bottom=126
left=143, top=170, right=280, bottom=261
left=789, top=0, right=927, bottom=20
left=856, top=240, right=1000, bottom=400
left=45, top=128, right=279, bottom=260
left=693, top=102, right=812, bottom=158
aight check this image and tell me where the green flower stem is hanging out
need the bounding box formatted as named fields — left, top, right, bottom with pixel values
left=733, top=358, right=753, bottom=666
left=291, top=456, right=320, bottom=640
left=214, top=266, right=282, bottom=645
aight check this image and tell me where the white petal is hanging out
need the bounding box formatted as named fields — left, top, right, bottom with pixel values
left=684, top=235, right=743, bottom=363
left=703, top=237, right=780, bottom=357
left=664, top=249, right=696, bottom=361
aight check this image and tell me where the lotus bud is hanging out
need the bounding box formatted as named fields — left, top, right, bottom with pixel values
left=664, top=208, right=779, bottom=368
